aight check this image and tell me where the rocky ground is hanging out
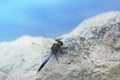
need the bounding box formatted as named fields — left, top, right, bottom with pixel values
left=36, top=11, right=120, bottom=80
left=0, top=11, right=120, bottom=80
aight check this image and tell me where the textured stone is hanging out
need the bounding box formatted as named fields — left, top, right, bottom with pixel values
left=0, top=11, right=120, bottom=80
left=37, top=11, right=120, bottom=80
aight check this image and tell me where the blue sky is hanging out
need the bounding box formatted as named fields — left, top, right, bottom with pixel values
left=0, top=0, right=120, bottom=41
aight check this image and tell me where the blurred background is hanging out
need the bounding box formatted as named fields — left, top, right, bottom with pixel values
left=0, top=0, right=120, bottom=41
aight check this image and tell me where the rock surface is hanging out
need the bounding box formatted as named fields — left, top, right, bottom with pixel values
left=0, top=11, right=120, bottom=80
left=0, top=36, right=54, bottom=80
left=37, top=11, right=120, bottom=80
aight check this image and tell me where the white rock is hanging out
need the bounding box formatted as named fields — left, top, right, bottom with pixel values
left=38, top=11, right=120, bottom=80
left=0, top=11, right=120, bottom=80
